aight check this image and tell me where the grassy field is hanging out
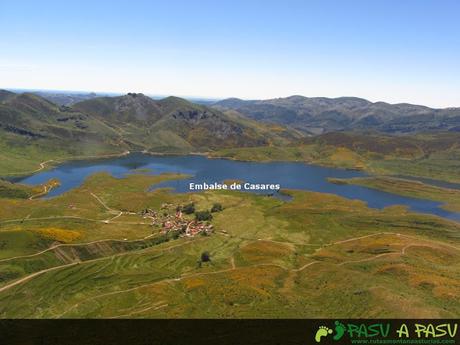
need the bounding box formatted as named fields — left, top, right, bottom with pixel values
left=329, top=176, right=460, bottom=212
left=0, top=172, right=459, bottom=318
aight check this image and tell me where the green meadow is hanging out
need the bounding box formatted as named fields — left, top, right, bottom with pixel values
left=0, top=172, right=459, bottom=318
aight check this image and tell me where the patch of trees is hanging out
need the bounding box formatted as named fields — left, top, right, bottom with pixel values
left=2, top=124, right=45, bottom=138
left=195, top=210, right=212, bottom=221
left=181, top=203, right=195, bottom=214
left=211, top=203, right=223, bottom=212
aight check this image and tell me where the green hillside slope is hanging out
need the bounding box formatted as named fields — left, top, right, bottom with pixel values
left=73, top=93, right=297, bottom=152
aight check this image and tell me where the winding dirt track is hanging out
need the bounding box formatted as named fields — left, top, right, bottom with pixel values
left=90, top=192, right=116, bottom=212
left=4, top=159, right=54, bottom=177
left=0, top=236, right=209, bottom=296
left=36, top=160, right=54, bottom=172
left=0, top=190, right=152, bottom=227
left=28, top=184, right=56, bottom=200
left=0, top=261, right=78, bottom=293
left=0, top=236, right=165, bottom=263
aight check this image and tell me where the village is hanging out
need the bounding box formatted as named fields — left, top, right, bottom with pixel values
left=140, top=202, right=214, bottom=237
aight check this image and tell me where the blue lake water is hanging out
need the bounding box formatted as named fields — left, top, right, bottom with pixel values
left=11, top=153, right=460, bottom=222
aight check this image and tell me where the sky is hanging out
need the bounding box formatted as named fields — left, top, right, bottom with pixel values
left=1, top=0, right=459, bottom=107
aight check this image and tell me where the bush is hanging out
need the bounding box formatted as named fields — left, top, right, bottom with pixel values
left=182, top=203, right=195, bottom=214
left=211, top=203, right=223, bottom=213
left=195, top=210, right=213, bottom=221
left=201, top=251, right=211, bottom=262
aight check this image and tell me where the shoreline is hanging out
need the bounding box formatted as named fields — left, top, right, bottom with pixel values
left=2, top=151, right=460, bottom=223
left=3, top=149, right=458, bottom=192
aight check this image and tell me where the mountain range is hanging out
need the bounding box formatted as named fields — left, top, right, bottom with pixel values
left=213, top=95, right=460, bottom=134
left=0, top=91, right=295, bottom=157
left=2, top=89, right=460, bottom=163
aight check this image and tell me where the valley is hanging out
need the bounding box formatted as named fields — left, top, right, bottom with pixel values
left=0, top=90, right=459, bottom=318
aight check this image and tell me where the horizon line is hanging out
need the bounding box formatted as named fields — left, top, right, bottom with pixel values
left=2, top=86, right=459, bottom=110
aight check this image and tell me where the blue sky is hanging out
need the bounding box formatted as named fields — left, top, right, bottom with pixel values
left=1, top=0, right=459, bottom=107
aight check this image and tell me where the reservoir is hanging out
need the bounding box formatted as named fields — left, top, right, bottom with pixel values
left=11, top=153, right=460, bottom=222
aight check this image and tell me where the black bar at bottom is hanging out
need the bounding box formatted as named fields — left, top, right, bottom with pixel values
left=0, top=319, right=458, bottom=345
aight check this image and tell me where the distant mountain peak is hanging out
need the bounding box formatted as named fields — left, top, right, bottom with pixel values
left=284, top=95, right=307, bottom=101
left=159, top=95, right=192, bottom=104
left=126, top=92, right=145, bottom=98
left=213, top=95, right=460, bottom=134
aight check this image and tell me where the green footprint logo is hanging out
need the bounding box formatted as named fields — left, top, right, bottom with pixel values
left=333, top=321, right=346, bottom=341
left=315, top=326, right=333, bottom=343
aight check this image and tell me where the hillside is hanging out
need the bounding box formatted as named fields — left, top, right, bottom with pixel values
left=214, top=96, right=460, bottom=134
left=0, top=92, right=126, bottom=174
left=0, top=93, right=120, bottom=141
left=0, top=91, right=298, bottom=175
left=74, top=93, right=164, bottom=126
